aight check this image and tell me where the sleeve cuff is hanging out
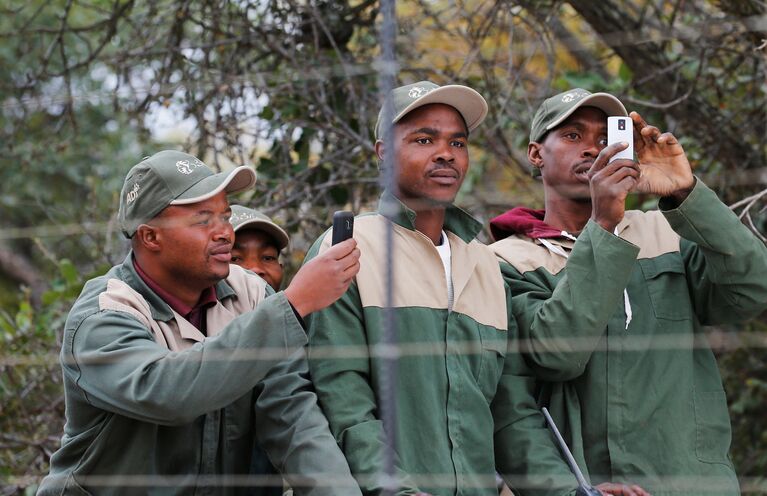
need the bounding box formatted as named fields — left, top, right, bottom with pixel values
left=584, top=218, right=640, bottom=252
left=658, top=176, right=702, bottom=213
left=274, top=291, right=308, bottom=350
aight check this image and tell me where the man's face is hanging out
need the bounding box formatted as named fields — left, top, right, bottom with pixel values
left=379, top=103, right=469, bottom=209
left=152, top=191, right=234, bottom=289
left=231, top=229, right=284, bottom=289
left=531, top=106, right=608, bottom=203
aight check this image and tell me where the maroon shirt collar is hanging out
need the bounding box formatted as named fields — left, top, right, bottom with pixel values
left=132, top=258, right=218, bottom=331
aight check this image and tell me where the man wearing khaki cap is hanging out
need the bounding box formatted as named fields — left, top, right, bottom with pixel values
left=490, top=88, right=767, bottom=494
left=38, top=150, right=362, bottom=495
left=305, top=81, right=584, bottom=496
left=229, top=205, right=290, bottom=291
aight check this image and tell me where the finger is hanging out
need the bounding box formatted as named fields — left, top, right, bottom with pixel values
left=656, top=132, right=678, bottom=146
left=630, top=111, right=648, bottom=131
left=592, top=143, right=630, bottom=173
left=341, top=259, right=361, bottom=277
left=616, top=172, right=640, bottom=190
left=629, top=485, right=651, bottom=496
left=640, top=125, right=662, bottom=142
left=325, top=238, right=357, bottom=259
left=599, top=160, right=640, bottom=176
left=592, top=161, right=639, bottom=184
left=629, top=111, right=649, bottom=148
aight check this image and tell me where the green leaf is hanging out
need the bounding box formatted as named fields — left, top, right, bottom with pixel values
left=60, top=259, right=78, bottom=285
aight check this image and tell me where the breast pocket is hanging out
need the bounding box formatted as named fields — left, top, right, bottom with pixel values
left=638, top=255, right=692, bottom=321
left=477, top=326, right=507, bottom=402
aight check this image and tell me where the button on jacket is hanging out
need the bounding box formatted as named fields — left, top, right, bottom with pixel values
left=38, top=254, right=361, bottom=496
left=490, top=180, right=767, bottom=496
left=306, top=193, right=579, bottom=496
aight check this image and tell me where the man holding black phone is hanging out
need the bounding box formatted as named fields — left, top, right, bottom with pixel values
left=303, top=81, right=612, bottom=496
left=490, top=88, right=767, bottom=495
left=38, top=151, right=363, bottom=495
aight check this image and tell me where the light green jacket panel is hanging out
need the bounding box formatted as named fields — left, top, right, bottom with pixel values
left=38, top=254, right=361, bottom=496
left=493, top=180, right=767, bottom=495
left=306, top=195, right=578, bottom=496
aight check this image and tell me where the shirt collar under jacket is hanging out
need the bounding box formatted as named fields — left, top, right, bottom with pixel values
left=377, top=190, right=483, bottom=244
left=132, top=257, right=218, bottom=329
left=117, top=252, right=236, bottom=322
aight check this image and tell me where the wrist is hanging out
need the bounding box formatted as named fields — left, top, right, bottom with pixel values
left=591, top=216, right=619, bottom=233
left=664, top=180, right=695, bottom=207
left=283, top=287, right=310, bottom=317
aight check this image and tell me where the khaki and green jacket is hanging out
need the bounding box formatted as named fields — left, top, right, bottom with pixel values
left=490, top=180, right=767, bottom=495
left=38, top=254, right=361, bottom=496
left=306, top=193, right=579, bottom=496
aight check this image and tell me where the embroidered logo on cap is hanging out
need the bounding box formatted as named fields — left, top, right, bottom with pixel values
left=176, top=158, right=204, bottom=175
left=126, top=182, right=140, bottom=204
left=408, top=86, right=433, bottom=99
left=561, top=90, right=590, bottom=103
left=231, top=211, right=256, bottom=223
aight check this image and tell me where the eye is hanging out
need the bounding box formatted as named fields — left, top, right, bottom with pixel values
left=598, top=137, right=608, bottom=146
left=231, top=255, right=242, bottom=263
left=262, top=255, right=279, bottom=263
left=564, top=132, right=580, bottom=140
left=415, top=137, right=432, bottom=145
left=451, top=140, right=466, bottom=148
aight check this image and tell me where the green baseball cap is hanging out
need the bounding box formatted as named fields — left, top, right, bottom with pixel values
left=374, top=80, right=488, bottom=140
left=118, top=150, right=257, bottom=238
left=230, top=205, right=290, bottom=251
left=530, top=88, right=627, bottom=142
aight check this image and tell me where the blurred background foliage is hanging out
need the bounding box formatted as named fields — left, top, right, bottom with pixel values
left=0, top=0, right=765, bottom=493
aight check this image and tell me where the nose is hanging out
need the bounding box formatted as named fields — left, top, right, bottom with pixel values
left=582, top=139, right=601, bottom=158
left=433, top=139, right=455, bottom=163
left=251, top=263, right=266, bottom=277
left=212, top=218, right=233, bottom=244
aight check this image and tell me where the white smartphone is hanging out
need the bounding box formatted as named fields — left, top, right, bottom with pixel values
left=607, top=116, right=634, bottom=162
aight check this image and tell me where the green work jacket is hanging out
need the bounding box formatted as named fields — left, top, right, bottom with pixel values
left=491, top=180, right=767, bottom=495
left=306, top=193, right=578, bottom=496
left=38, top=254, right=361, bottom=496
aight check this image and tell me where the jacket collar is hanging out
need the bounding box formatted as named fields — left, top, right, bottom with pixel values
left=490, top=206, right=568, bottom=241
left=117, top=251, right=235, bottom=322
left=377, top=190, right=482, bottom=244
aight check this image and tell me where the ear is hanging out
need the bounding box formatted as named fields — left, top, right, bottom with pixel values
left=134, top=224, right=162, bottom=252
left=374, top=140, right=385, bottom=161
left=528, top=141, right=544, bottom=170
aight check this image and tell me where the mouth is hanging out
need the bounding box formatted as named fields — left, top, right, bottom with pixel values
left=210, top=246, right=232, bottom=263
left=428, top=168, right=460, bottom=185
left=573, top=162, right=592, bottom=182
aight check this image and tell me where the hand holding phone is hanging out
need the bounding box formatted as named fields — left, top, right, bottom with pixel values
left=331, top=210, right=354, bottom=245
left=607, top=116, right=634, bottom=163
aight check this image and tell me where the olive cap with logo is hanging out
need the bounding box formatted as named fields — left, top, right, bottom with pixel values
left=529, top=88, right=628, bottom=143
left=230, top=205, right=290, bottom=251
left=374, top=80, right=488, bottom=140
left=118, top=150, right=257, bottom=238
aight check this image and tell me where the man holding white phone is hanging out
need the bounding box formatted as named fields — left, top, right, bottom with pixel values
left=490, top=88, right=767, bottom=495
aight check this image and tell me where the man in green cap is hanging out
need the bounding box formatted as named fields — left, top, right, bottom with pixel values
left=490, top=88, right=767, bottom=495
left=38, top=150, right=363, bottom=495
left=305, top=81, right=592, bottom=496
left=229, top=204, right=290, bottom=291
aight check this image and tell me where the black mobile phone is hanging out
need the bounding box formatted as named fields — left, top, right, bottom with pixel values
left=331, top=210, right=354, bottom=245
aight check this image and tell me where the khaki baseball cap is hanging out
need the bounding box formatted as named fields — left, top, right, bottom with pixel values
left=118, top=150, right=257, bottom=238
left=230, top=205, right=290, bottom=251
left=530, top=88, right=627, bottom=142
left=374, top=80, right=488, bottom=140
